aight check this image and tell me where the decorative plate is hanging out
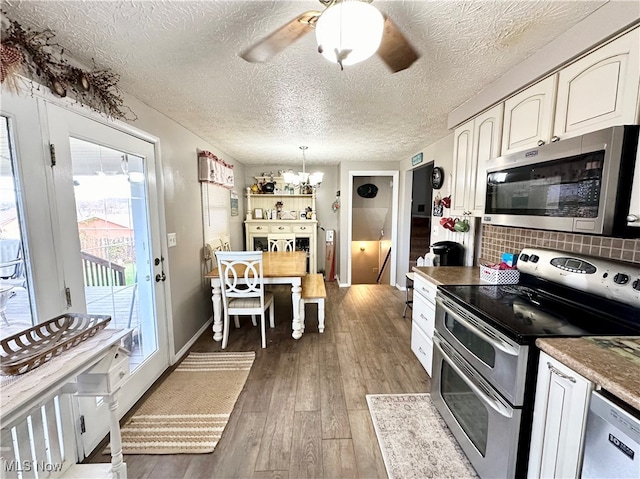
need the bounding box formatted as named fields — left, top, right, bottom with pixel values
left=357, top=183, right=378, bottom=198
left=431, top=167, right=444, bottom=190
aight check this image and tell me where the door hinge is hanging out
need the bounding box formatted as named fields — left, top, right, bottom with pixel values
left=80, top=415, right=86, bottom=434
left=65, top=287, right=72, bottom=307
left=49, top=144, right=56, bottom=166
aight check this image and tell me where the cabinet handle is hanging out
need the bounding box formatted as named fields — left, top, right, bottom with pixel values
left=550, top=136, right=560, bottom=143
left=257, top=226, right=263, bottom=230
left=418, top=347, right=425, bottom=355
left=537, top=140, right=546, bottom=146
left=299, top=226, right=306, bottom=230
left=278, top=226, right=284, bottom=230
left=547, top=362, right=576, bottom=383
left=627, top=215, right=638, bottom=223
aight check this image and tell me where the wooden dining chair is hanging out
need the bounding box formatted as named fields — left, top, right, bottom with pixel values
left=215, top=251, right=275, bottom=349
left=267, top=234, right=295, bottom=252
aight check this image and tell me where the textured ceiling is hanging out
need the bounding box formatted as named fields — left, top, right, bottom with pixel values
left=2, top=1, right=608, bottom=166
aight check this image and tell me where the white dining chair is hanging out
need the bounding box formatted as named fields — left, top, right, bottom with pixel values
left=215, top=251, right=275, bottom=349
left=267, top=234, right=295, bottom=252
left=219, top=235, right=231, bottom=251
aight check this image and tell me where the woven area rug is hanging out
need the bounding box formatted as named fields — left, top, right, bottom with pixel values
left=110, top=351, right=255, bottom=454
left=366, top=393, right=478, bottom=479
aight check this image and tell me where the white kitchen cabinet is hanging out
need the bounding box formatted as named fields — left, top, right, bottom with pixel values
left=554, top=28, right=639, bottom=140
left=528, top=352, right=594, bottom=479
left=451, top=104, right=503, bottom=216
left=411, top=274, right=437, bottom=376
left=245, top=187, right=318, bottom=273
left=502, top=75, right=558, bottom=155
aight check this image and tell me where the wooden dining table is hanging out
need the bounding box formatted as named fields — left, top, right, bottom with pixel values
left=205, top=251, right=308, bottom=341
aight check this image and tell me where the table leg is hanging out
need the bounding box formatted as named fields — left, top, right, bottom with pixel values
left=211, top=282, right=223, bottom=342
left=105, top=390, right=127, bottom=479
left=291, top=282, right=302, bottom=340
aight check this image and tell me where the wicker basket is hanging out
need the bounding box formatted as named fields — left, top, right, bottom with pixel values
left=479, top=266, right=520, bottom=285
left=0, top=313, right=111, bottom=375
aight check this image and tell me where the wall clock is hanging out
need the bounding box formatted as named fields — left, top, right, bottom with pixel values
left=431, top=167, right=444, bottom=189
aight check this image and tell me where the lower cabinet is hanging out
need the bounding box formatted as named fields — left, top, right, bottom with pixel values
left=411, top=321, right=433, bottom=376
left=411, top=274, right=437, bottom=376
left=528, top=352, right=594, bottom=479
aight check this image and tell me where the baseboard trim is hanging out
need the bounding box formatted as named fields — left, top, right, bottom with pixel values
left=172, top=316, right=213, bottom=365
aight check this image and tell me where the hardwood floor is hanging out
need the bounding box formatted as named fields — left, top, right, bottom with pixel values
left=91, top=282, right=430, bottom=478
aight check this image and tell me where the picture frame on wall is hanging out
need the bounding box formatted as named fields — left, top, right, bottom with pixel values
left=254, top=208, right=263, bottom=219
left=299, top=210, right=307, bottom=219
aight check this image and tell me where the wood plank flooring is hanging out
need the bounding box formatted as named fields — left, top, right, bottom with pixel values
left=89, top=282, right=430, bottom=478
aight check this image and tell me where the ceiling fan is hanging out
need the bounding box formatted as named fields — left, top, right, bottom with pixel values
left=239, top=0, right=420, bottom=73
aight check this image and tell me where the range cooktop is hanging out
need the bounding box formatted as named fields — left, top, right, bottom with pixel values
left=438, top=248, right=640, bottom=343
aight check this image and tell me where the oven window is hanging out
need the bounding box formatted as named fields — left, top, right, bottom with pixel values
left=445, top=316, right=496, bottom=367
left=485, top=151, right=604, bottom=217
left=442, top=361, right=489, bottom=456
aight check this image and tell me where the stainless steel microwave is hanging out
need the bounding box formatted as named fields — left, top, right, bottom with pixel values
left=483, top=125, right=640, bottom=237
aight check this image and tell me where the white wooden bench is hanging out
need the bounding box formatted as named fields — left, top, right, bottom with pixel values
left=300, top=273, right=327, bottom=333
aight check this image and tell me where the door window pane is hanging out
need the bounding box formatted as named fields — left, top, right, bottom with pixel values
left=69, top=138, right=156, bottom=369
left=0, top=116, right=35, bottom=338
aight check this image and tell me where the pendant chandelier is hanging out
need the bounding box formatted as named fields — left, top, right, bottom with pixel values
left=284, top=146, right=324, bottom=189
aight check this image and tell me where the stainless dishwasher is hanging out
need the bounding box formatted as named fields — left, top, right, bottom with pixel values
left=581, top=391, right=640, bottom=478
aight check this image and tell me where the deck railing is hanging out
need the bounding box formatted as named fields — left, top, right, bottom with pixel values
left=80, top=251, right=125, bottom=287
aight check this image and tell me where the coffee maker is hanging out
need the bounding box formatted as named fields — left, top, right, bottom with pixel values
left=431, top=241, right=464, bottom=266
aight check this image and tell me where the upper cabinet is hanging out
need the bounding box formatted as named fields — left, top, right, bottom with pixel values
left=500, top=28, right=639, bottom=155
left=554, top=28, right=640, bottom=139
left=451, top=104, right=503, bottom=216
left=502, top=75, right=557, bottom=155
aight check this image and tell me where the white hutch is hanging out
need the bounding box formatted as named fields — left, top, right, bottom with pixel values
left=244, top=176, right=318, bottom=273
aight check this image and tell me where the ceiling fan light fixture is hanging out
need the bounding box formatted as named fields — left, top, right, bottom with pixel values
left=315, top=1, right=384, bottom=67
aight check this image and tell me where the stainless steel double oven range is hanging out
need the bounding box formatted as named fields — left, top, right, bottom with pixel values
left=431, top=248, right=640, bottom=478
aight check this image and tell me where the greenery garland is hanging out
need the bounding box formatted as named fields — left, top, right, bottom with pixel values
left=0, top=13, right=136, bottom=121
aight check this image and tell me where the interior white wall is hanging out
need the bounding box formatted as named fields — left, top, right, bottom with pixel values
left=122, top=93, right=243, bottom=355
left=396, top=134, right=454, bottom=287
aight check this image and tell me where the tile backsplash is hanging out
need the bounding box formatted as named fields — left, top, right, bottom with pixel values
left=481, top=225, right=640, bottom=265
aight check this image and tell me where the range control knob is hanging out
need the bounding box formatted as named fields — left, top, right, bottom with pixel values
left=633, top=279, right=640, bottom=291
left=613, top=273, right=630, bottom=285
left=530, top=255, right=540, bottom=263
left=519, top=254, right=529, bottom=262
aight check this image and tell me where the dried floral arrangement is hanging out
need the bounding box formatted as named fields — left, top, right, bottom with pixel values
left=0, top=13, right=136, bottom=121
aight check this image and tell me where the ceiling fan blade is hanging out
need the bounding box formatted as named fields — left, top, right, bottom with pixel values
left=377, top=16, right=420, bottom=73
left=240, top=11, right=322, bottom=63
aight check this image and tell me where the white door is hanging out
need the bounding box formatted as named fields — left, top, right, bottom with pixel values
left=47, top=103, right=169, bottom=456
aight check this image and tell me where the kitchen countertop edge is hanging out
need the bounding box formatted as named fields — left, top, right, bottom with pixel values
left=412, top=266, right=485, bottom=286
left=536, top=337, right=640, bottom=411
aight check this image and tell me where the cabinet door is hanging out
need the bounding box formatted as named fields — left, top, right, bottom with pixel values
left=502, top=75, right=557, bottom=155
left=528, top=352, right=593, bottom=479
left=554, top=28, right=640, bottom=139
left=470, top=104, right=504, bottom=216
left=451, top=122, right=474, bottom=215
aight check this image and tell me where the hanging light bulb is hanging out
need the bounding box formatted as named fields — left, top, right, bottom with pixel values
left=316, top=0, right=385, bottom=69
left=284, top=146, right=324, bottom=191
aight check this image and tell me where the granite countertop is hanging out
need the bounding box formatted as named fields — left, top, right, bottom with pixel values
left=536, top=337, right=640, bottom=411
left=412, top=266, right=485, bottom=286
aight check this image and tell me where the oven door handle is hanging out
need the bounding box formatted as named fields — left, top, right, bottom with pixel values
left=434, top=337, right=513, bottom=419
left=436, top=298, right=519, bottom=357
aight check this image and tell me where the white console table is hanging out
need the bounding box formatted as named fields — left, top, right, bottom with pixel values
left=1, top=328, right=131, bottom=479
